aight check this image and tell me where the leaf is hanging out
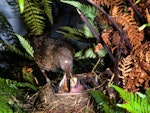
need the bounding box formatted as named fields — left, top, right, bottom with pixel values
left=139, top=23, right=150, bottom=31
left=90, top=90, right=125, bottom=113
left=18, top=0, right=24, bottom=13
left=111, top=84, right=150, bottom=113
left=41, top=0, right=53, bottom=25
left=60, top=0, right=99, bottom=38
left=15, top=34, right=34, bottom=58
left=61, top=0, right=97, bottom=20
left=75, top=48, right=96, bottom=59
left=57, top=26, right=85, bottom=41
left=23, top=1, right=45, bottom=35
left=75, top=47, right=106, bottom=59
left=97, top=49, right=107, bottom=57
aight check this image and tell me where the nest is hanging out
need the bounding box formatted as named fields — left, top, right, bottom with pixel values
left=28, top=82, right=95, bottom=113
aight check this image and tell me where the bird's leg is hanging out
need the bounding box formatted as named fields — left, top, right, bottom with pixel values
left=41, top=70, right=51, bottom=83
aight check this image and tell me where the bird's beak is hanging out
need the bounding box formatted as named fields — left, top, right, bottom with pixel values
left=70, top=73, right=75, bottom=84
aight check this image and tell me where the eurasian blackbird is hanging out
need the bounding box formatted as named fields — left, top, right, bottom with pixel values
left=32, top=35, right=74, bottom=91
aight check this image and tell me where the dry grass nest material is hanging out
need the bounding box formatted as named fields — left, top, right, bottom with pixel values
left=26, top=73, right=101, bottom=113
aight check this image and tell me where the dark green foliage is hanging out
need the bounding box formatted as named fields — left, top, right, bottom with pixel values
left=89, top=90, right=125, bottom=113
left=20, top=0, right=53, bottom=35
left=0, top=77, right=37, bottom=113
left=23, top=0, right=45, bottom=35
left=60, top=0, right=97, bottom=20
left=111, top=85, right=150, bottom=113
left=0, top=4, right=33, bottom=60
left=3, top=78, right=37, bottom=91
left=15, top=33, right=34, bottom=58
left=59, top=1, right=105, bottom=59
left=0, top=38, right=33, bottom=60
left=41, top=0, right=53, bottom=25
left=58, top=26, right=86, bottom=41
left=75, top=48, right=106, bottom=59
left=60, top=0, right=99, bottom=38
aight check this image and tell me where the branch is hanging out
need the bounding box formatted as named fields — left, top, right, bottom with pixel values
left=77, top=9, right=116, bottom=64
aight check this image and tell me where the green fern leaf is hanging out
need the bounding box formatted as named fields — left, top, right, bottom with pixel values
left=89, top=90, right=106, bottom=106
left=61, top=0, right=97, bottom=20
left=61, top=0, right=99, bottom=38
left=75, top=48, right=96, bottom=59
left=23, top=1, right=45, bottom=35
left=0, top=39, right=33, bottom=60
left=62, top=0, right=98, bottom=38
left=57, top=26, right=87, bottom=41
left=111, top=85, right=150, bottom=113
left=15, top=34, right=34, bottom=58
left=3, top=78, right=37, bottom=91
left=83, top=24, right=94, bottom=38
left=75, top=48, right=106, bottom=59
left=59, top=26, right=84, bottom=36
left=0, top=77, right=33, bottom=112
left=41, top=0, right=53, bottom=25
left=90, top=90, right=125, bottom=113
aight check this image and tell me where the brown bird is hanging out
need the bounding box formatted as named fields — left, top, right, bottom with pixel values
left=32, top=35, right=74, bottom=91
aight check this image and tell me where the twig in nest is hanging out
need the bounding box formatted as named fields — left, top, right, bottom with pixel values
left=91, top=58, right=101, bottom=83
left=91, top=58, right=101, bottom=73
left=108, top=74, right=115, bottom=86
left=85, top=79, right=107, bottom=92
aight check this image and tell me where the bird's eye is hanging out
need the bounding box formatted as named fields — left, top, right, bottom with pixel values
left=64, top=60, right=68, bottom=64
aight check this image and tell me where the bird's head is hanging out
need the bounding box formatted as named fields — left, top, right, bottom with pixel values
left=70, top=76, right=83, bottom=93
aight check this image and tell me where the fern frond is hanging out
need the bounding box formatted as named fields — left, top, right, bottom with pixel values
left=41, top=0, right=53, bottom=25
left=4, top=78, right=37, bottom=91
left=61, top=0, right=99, bottom=38
left=90, top=90, right=125, bottom=113
left=59, top=26, right=84, bottom=36
left=0, top=39, right=33, bottom=60
left=75, top=48, right=106, bottom=59
left=111, top=6, right=144, bottom=50
left=58, top=26, right=86, bottom=41
left=15, top=34, right=34, bottom=58
left=0, top=77, right=36, bottom=112
left=111, top=85, right=150, bottom=113
left=119, top=55, right=133, bottom=77
left=90, top=90, right=107, bottom=105
left=99, top=0, right=124, bottom=9
left=23, top=0, right=45, bottom=35
left=61, top=0, right=97, bottom=20
left=83, top=24, right=97, bottom=38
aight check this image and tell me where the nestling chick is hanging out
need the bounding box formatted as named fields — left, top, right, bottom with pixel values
left=70, top=76, right=83, bottom=93
left=32, top=35, right=74, bottom=90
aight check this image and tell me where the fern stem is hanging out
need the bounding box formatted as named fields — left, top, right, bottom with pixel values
left=127, top=0, right=146, bottom=24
